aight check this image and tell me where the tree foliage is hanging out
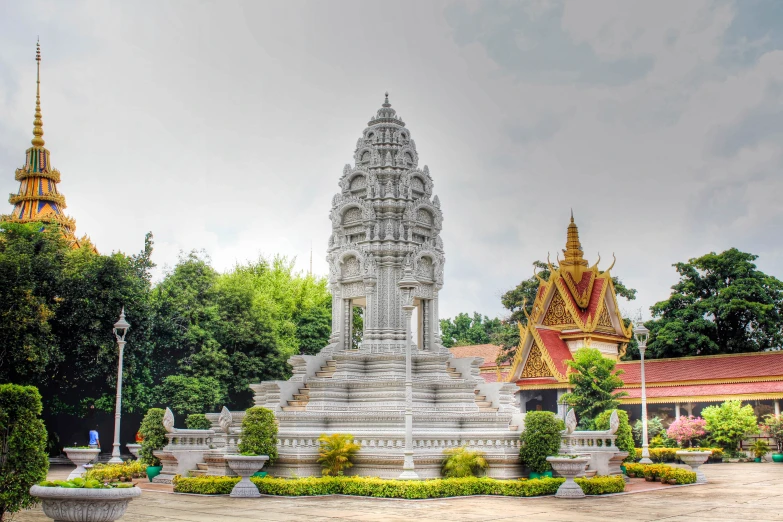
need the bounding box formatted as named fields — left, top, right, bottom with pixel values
left=138, top=408, right=167, bottom=467
left=645, top=248, right=783, bottom=358
left=560, top=348, right=628, bottom=427
left=632, top=417, right=665, bottom=447
left=594, top=409, right=634, bottom=460
left=439, top=312, right=512, bottom=348
left=701, top=400, right=759, bottom=451
left=238, top=407, right=278, bottom=464
left=185, top=414, right=212, bottom=430
left=666, top=416, right=707, bottom=448
left=518, top=411, right=564, bottom=473
left=441, top=447, right=488, bottom=478
left=0, top=384, right=48, bottom=520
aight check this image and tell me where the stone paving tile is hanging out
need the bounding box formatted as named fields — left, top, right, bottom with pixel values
left=14, top=462, right=783, bottom=522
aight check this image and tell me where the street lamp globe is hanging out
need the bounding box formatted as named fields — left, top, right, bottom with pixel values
left=113, top=307, right=130, bottom=342
left=633, top=323, right=649, bottom=347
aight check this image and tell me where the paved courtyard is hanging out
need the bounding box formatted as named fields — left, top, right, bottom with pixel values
left=16, top=463, right=783, bottom=521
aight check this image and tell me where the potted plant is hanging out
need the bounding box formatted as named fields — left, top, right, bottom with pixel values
left=762, top=415, right=783, bottom=463
left=751, top=440, right=770, bottom=463
left=138, top=408, right=167, bottom=481
left=675, top=450, right=711, bottom=484
left=546, top=455, right=591, bottom=498
left=31, top=477, right=140, bottom=522
left=519, top=411, right=564, bottom=479
left=63, top=447, right=101, bottom=480
left=317, top=433, right=362, bottom=477
left=224, top=406, right=278, bottom=497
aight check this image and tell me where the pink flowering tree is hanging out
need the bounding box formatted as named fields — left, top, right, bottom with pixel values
left=667, top=416, right=707, bottom=447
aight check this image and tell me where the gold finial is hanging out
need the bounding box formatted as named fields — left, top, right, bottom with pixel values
left=560, top=211, right=588, bottom=280
left=31, top=39, right=45, bottom=148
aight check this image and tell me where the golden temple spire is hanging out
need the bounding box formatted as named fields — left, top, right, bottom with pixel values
left=32, top=39, right=45, bottom=148
left=561, top=211, right=588, bottom=280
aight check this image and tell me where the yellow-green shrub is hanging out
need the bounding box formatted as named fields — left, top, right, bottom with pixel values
left=172, top=475, right=624, bottom=498
left=85, top=461, right=146, bottom=482
left=659, top=467, right=696, bottom=485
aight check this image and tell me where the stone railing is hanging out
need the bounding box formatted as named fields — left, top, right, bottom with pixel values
left=278, top=437, right=519, bottom=450
left=153, top=408, right=216, bottom=484
left=557, top=409, right=626, bottom=478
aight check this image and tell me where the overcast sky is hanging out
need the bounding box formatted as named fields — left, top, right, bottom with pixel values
left=2, top=0, right=782, bottom=322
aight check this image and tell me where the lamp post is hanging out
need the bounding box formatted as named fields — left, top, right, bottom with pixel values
left=634, top=321, right=652, bottom=464
left=398, top=261, right=419, bottom=479
left=108, top=307, right=130, bottom=464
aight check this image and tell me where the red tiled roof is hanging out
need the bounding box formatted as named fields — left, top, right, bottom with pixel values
left=536, top=328, right=573, bottom=377
left=480, top=371, right=510, bottom=383
left=449, top=344, right=504, bottom=368
left=617, top=352, right=783, bottom=385
left=622, top=380, right=783, bottom=402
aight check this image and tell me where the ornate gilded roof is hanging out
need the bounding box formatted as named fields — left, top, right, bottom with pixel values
left=508, top=213, right=632, bottom=383
left=1, top=42, right=90, bottom=249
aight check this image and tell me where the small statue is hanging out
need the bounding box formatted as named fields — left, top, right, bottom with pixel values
left=564, top=408, right=577, bottom=434
left=218, top=406, right=232, bottom=434
left=163, top=407, right=176, bottom=433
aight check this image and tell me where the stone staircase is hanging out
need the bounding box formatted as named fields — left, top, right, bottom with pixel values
left=189, top=463, right=208, bottom=478
left=281, top=360, right=335, bottom=412
left=315, top=360, right=336, bottom=378
left=474, top=389, right=498, bottom=413
left=446, top=365, right=461, bottom=379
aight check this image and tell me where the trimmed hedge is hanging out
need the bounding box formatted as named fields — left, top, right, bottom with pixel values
left=185, top=414, right=212, bottom=430
left=624, top=463, right=697, bottom=485
left=630, top=447, right=723, bottom=462
left=659, top=467, right=697, bottom=485
left=173, top=475, right=625, bottom=498
left=84, top=461, right=146, bottom=482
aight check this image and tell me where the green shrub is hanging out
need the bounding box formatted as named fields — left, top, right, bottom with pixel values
left=594, top=410, right=634, bottom=462
left=702, top=400, right=760, bottom=451
left=574, top=475, right=625, bottom=494
left=138, top=408, right=167, bottom=467
left=173, top=475, right=623, bottom=498
left=317, top=433, right=361, bottom=476
left=659, top=467, right=697, bottom=485
left=84, top=461, right=146, bottom=482
left=441, top=447, right=488, bottom=478
left=185, top=414, right=212, bottom=430
left=633, top=417, right=664, bottom=446
left=632, top=446, right=722, bottom=463
left=238, top=407, right=278, bottom=465
left=37, top=477, right=133, bottom=489
left=0, top=384, right=49, bottom=520
left=519, top=411, right=565, bottom=473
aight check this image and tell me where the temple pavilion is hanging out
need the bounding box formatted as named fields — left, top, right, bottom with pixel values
left=452, top=216, right=783, bottom=423
left=1, top=42, right=90, bottom=249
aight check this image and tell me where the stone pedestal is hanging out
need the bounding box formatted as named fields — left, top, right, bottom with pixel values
left=63, top=448, right=101, bottom=480
left=677, top=451, right=710, bottom=484
left=126, top=443, right=141, bottom=459
left=547, top=456, right=590, bottom=498
left=225, top=455, right=269, bottom=498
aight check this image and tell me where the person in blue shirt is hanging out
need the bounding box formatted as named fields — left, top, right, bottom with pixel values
left=89, top=427, right=100, bottom=450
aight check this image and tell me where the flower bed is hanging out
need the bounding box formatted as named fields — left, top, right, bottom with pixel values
left=84, top=461, right=146, bottom=482
left=172, top=475, right=625, bottom=498
left=623, top=463, right=696, bottom=485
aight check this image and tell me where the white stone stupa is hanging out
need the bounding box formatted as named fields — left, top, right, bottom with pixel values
left=247, top=94, right=523, bottom=478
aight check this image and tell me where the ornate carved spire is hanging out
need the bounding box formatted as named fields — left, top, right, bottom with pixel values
left=31, top=40, right=45, bottom=148
left=560, top=212, right=588, bottom=281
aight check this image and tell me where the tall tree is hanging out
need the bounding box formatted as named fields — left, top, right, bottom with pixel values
left=439, top=312, right=511, bottom=348
left=560, top=348, right=628, bottom=427
left=645, top=248, right=783, bottom=358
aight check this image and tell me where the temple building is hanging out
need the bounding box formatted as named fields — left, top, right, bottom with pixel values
left=242, top=95, right=523, bottom=479
left=1, top=42, right=90, bottom=249
left=452, top=216, right=783, bottom=422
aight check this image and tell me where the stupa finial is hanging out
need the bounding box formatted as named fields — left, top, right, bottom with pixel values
left=32, top=39, right=45, bottom=148
left=561, top=212, right=588, bottom=275
left=383, top=91, right=391, bottom=108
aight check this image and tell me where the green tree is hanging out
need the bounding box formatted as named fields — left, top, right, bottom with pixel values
left=646, top=248, right=783, bottom=358
left=238, top=407, right=278, bottom=464
left=155, top=375, right=224, bottom=416
left=439, top=312, right=511, bottom=348
left=317, top=433, right=361, bottom=476
left=701, top=400, right=760, bottom=451
left=184, top=413, right=212, bottom=430
left=518, top=411, right=564, bottom=473
left=441, top=446, right=488, bottom=478
left=499, top=260, right=637, bottom=361
left=138, top=408, right=167, bottom=467
left=0, top=384, right=48, bottom=520
left=560, top=348, right=628, bottom=427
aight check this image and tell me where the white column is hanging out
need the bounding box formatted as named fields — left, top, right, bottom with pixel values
left=399, top=306, right=418, bottom=479
left=675, top=403, right=681, bottom=418
left=775, top=400, right=780, bottom=417
left=108, top=340, right=125, bottom=464
left=639, top=345, right=652, bottom=464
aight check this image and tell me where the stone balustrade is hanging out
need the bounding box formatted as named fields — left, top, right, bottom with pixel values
left=278, top=437, right=519, bottom=449
left=558, top=409, right=627, bottom=477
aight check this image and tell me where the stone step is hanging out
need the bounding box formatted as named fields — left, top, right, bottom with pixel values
left=196, top=463, right=208, bottom=471
left=325, top=360, right=336, bottom=367
left=474, top=395, right=486, bottom=401
left=293, top=394, right=309, bottom=401
left=315, top=371, right=334, bottom=378
left=282, top=406, right=307, bottom=412
left=475, top=401, right=492, bottom=408
left=287, top=400, right=309, bottom=407
left=479, top=407, right=498, bottom=412
left=189, top=469, right=207, bottom=477
left=509, top=425, right=519, bottom=431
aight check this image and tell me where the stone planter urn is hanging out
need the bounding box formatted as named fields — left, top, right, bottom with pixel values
left=547, top=455, right=591, bottom=498
left=30, top=485, right=141, bottom=522
left=224, top=455, right=269, bottom=498
left=64, top=448, right=101, bottom=480
left=126, top=444, right=141, bottom=459
left=676, top=451, right=711, bottom=484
